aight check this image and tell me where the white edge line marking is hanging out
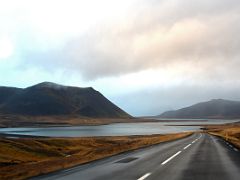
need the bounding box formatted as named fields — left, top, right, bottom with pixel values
left=138, top=173, right=151, bottom=180
left=184, top=144, right=191, bottom=150
left=161, top=151, right=182, bottom=165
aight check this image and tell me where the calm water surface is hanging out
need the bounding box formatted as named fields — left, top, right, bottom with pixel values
left=0, top=119, right=238, bottom=137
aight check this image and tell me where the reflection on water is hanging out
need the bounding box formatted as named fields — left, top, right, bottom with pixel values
left=0, top=119, right=238, bottom=137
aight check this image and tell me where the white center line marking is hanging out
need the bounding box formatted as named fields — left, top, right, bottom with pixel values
left=137, top=173, right=151, bottom=180
left=161, top=151, right=182, bottom=165
left=233, top=148, right=238, bottom=152
left=229, top=145, right=233, bottom=148
left=184, top=144, right=191, bottom=150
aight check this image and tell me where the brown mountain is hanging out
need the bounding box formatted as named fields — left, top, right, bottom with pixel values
left=0, top=82, right=130, bottom=118
left=158, top=99, right=240, bottom=119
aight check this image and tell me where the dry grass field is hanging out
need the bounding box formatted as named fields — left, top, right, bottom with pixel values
left=0, top=132, right=192, bottom=180
left=205, top=122, right=240, bottom=149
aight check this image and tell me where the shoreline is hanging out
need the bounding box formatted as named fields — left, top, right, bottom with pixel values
left=0, top=115, right=159, bottom=128
left=0, top=121, right=238, bottom=179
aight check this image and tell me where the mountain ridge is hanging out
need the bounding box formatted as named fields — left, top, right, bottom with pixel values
left=158, top=99, right=240, bottom=119
left=0, top=82, right=131, bottom=118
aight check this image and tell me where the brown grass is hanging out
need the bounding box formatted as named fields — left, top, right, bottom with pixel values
left=0, top=132, right=192, bottom=180
left=0, top=114, right=157, bottom=127
left=205, top=123, right=240, bottom=149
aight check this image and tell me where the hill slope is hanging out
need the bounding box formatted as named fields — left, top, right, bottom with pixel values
left=158, top=99, right=240, bottom=119
left=0, top=82, right=130, bottom=118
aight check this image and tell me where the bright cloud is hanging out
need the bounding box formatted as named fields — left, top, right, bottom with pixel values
left=14, top=0, right=240, bottom=81
left=0, top=36, right=14, bottom=59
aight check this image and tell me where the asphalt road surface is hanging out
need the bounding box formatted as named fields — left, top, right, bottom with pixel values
left=32, top=133, right=240, bottom=180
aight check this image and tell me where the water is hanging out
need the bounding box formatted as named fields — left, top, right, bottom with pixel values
left=155, top=118, right=240, bottom=125
left=0, top=119, right=238, bottom=137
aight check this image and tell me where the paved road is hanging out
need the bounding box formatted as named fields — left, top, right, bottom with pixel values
left=32, top=133, right=240, bottom=180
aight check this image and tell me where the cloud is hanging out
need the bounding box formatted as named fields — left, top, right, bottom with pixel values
left=16, top=0, right=240, bottom=81
left=1, top=0, right=240, bottom=115
left=0, top=36, right=14, bottom=59
left=112, top=83, right=240, bottom=116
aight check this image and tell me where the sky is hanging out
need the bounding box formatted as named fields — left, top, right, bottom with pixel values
left=0, top=0, right=240, bottom=116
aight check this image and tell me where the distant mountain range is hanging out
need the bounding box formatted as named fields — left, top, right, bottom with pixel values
left=0, top=82, right=130, bottom=118
left=1, top=82, right=239, bottom=121
left=158, top=99, right=240, bottom=119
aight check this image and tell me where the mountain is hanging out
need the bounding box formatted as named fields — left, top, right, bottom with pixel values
left=0, top=86, right=22, bottom=104
left=0, top=82, right=130, bottom=118
left=158, top=99, right=240, bottom=119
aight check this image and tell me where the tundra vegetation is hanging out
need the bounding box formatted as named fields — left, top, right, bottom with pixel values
left=0, top=132, right=191, bottom=180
